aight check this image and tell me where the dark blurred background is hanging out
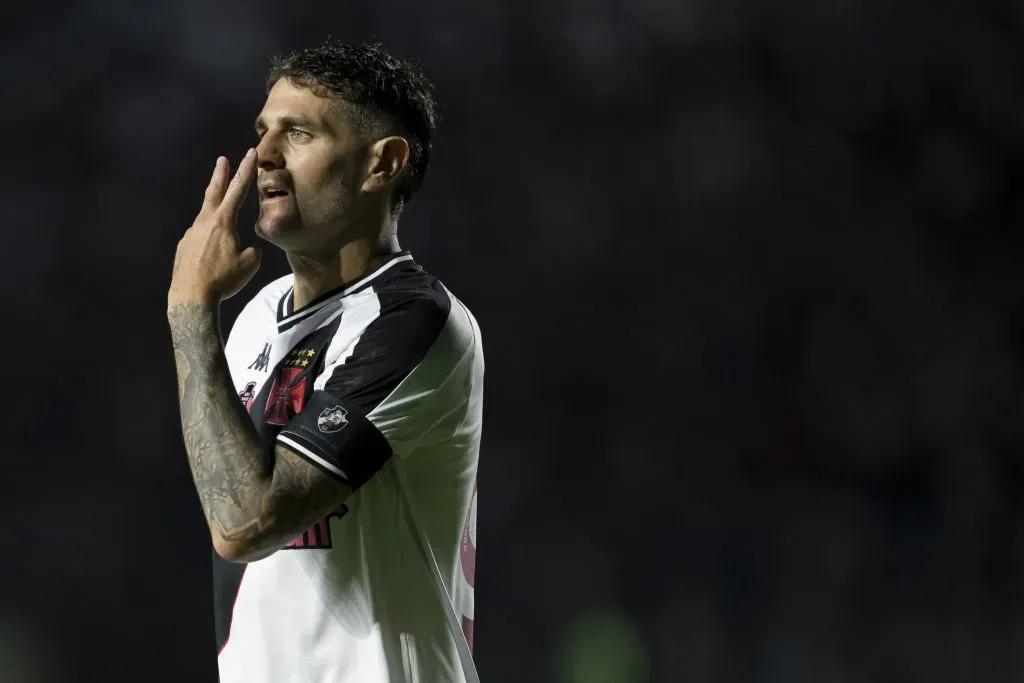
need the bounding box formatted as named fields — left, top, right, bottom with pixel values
left=3, top=0, right=1024, bottom=681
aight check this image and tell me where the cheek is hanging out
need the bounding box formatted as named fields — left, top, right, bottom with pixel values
left=311, top=160, right=359, bottom=206
left=287, top=145, right=359, bottom=210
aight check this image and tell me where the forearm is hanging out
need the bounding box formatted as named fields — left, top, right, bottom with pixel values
left=168, top=300, right=273, bottom=547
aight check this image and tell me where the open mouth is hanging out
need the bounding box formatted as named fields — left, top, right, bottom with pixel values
left=263, top=189, right=289, bottom=199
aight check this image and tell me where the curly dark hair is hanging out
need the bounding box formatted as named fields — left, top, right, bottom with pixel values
left=266, top=40, right=437, bottom=212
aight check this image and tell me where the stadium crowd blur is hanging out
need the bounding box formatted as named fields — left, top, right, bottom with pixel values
left=3, top=0, right=1024, bottom=681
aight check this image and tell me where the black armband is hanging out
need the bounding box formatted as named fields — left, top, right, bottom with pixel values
left=276, top=390, right=393, bottom=489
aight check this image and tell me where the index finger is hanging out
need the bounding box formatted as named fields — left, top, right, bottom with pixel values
left=219, top=148, right=258, bottom=219
left=201, top=156, right=230, bottom=212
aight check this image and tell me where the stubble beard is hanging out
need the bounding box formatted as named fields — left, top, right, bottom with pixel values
left=255, top=192, right=355, bottom=254
left=254, top=209, right=301, bottom=244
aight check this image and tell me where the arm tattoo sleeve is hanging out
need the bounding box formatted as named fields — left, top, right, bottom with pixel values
left=169, top=301, right=273, bottom=544
left=169, top=302, right=350, bottom=559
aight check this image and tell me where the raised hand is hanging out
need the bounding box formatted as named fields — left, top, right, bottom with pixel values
left=169, top=150, right=261, bottom=307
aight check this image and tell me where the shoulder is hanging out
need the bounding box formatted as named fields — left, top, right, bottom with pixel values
left=322, top=271, right=480, bottom=390
left=370, top=267, right=480, bottom=360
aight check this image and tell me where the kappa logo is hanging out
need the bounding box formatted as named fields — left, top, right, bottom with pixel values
left=317, top=405, right=348, bottom=433
left=248, top=343, right=272, bottom=372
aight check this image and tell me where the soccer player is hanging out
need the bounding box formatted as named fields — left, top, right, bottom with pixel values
left=166, top=41, right=482, bottom=683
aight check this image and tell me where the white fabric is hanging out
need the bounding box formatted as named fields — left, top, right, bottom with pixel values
left=218, top=273, right=482, bottom=683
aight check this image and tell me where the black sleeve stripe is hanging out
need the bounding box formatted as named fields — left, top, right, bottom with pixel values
left=320, top=283, right=452, bottom=416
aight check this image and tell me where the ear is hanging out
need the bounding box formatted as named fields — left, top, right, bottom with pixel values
left=361, top=136, right=410, bottom=195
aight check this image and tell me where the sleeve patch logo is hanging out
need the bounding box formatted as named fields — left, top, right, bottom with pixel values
left=237, top=378, right=258, bottom=411
left=317, top=405, right=348, bottom=433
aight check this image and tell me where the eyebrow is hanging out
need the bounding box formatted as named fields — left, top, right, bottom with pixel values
left=254, top=115, right=321, bottom=133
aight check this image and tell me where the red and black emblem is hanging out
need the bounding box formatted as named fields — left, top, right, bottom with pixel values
left=264, top=367, right=309, bottom=425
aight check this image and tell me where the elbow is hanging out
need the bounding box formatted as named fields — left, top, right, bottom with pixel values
left=212, top=535, right=250, bottom=563
left=211, top=534, right=278, bottom=564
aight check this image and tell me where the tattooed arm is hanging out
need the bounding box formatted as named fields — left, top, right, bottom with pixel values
left=169, top=300, right=353, bottom=563
left=167, top=152, right=351, bottom=563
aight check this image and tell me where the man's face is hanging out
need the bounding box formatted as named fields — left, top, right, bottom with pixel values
left=253, top=78, right=365, bottom=252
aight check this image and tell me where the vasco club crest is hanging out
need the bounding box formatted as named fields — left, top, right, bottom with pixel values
left=318, top=405, right=348, bottom=433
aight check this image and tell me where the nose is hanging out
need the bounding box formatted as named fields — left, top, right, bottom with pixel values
left=255, top=133, right=284, bottom=171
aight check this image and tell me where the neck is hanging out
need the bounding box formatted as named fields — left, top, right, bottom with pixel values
left=287, top=232, right=401, bottom=310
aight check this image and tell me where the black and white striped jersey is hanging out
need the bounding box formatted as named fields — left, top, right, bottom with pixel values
left=215, top=251, right=482, bottom=683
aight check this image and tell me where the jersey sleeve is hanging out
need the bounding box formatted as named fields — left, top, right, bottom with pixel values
left=275, top=290, right=475, bottom=488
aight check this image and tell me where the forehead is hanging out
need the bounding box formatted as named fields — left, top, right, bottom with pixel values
left=257, top=78, right=346, bottom=128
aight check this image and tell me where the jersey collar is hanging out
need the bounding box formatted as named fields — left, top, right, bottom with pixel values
left=276, top=251, right=414, bottom=328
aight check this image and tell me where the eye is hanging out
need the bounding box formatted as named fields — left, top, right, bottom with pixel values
left=289, top=129, right=311, bottom=140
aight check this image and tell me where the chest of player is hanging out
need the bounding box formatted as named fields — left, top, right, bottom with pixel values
left=232, top=324, right=340, bottom=437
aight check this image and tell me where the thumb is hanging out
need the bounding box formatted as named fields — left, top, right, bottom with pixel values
left=238, top=246, right=261, bottom=275
left=222, top=246, right=262, bottom=300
